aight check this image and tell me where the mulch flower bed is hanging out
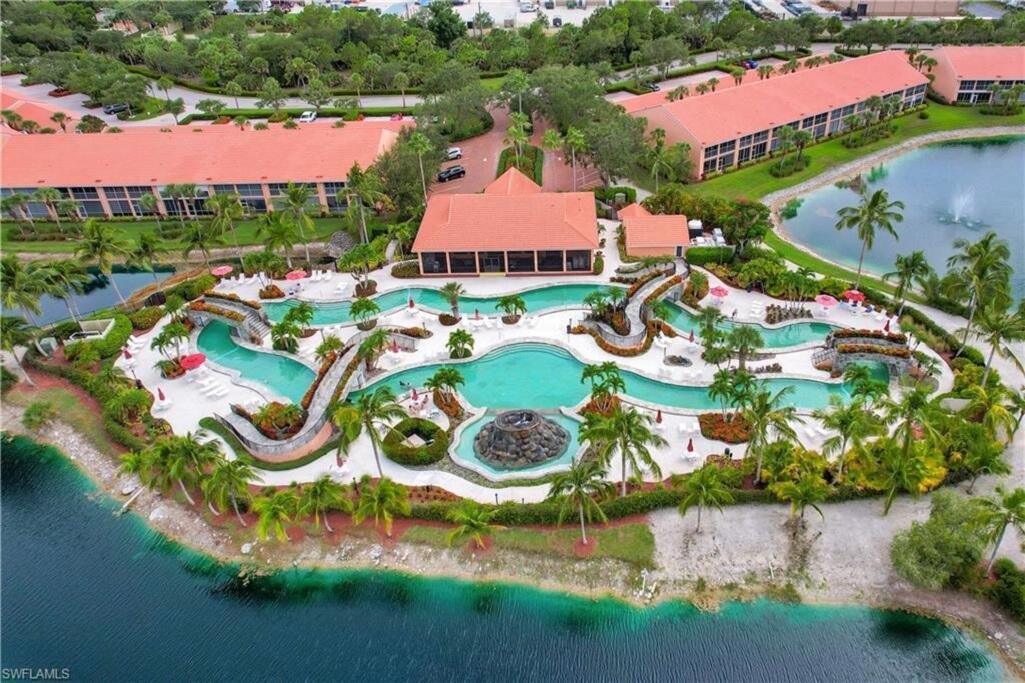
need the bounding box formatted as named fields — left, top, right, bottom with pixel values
left=699, top=413, right=752, bottom=443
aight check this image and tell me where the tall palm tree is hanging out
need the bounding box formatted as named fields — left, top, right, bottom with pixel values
left=843, top=364, right=888, bottom=405
left=744, top=387, right=801, bottom=485
left=408, top=131, right=433, bottom=204
left=725, top=325, right=763, bottom=372
left=356, top=327, right=389, bottom=370
left=333, top=386, right=406, bottom=477
left=771, top=473, right=831, bottom=522
left=564, top=126, right=586, bottom=191
left=138, top=192, right=162, bottom=231
left=48, top=260, right=91, bottom=323
left=814, top=396, right=882, bottom=478
left=446, top=500, right=505, bottom=549
left=253, top=488, right=299, bottom=541
left=945, top=231, right=1012, bottom=354
left=424, top=366, right=464, bottom=403
left=341, top=163, right=392, bottom=244
left=958, top=304, right=1025, bottom=387
left=646, top=128, right=672, bottom=194
left=127, top=233, right=164, bottom=283
left=961, top=384, right=1017, bottom=444
left=439, top=282, right=465, bottom=320
left=255, top=212, right=300, bottom=268
left=352, top=476, right=410, bottom=538
left=580, top=406, right=666, bottom=497
left=974, top=486, right=1025, bottom=573
left=314, top=334, right=344, bottom=363
left=883, top=251, right=932, bottom=316
left=834, top=189, right=905, bottom=290
left=504, top=113, right=529, bottom=167
left=206, top=192, right=245, bottom=259
left=279, top=182, right=315, bottom=265
left=32, top=188, right=64, bottom=232
left=50, top=111, right=70, bottom=132
left=75, top=220, right=131, bottom=303
left=181, top=222, right=223, bottom=267
left=0, top=316, right=37, bottom=386
left=297, top=474, right=350, bottom=533
left=201, top=458, right=256, bottom=526
left=677, top=464, right=734, bottom=532
left=547, top=459, right=613, bottom=544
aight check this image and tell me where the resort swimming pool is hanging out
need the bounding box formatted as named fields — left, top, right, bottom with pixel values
left=355, top=343, right=879, bottom=411
left=454, top=411, right=581, bottom=476
left=196, top=321, right=315, bottom=404
left=663, top=302, right=834, bottom=348
left=263, top=283, right=621, bottom=326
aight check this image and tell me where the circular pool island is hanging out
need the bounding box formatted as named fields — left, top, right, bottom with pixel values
left=473, top=410, right=571, bottom=469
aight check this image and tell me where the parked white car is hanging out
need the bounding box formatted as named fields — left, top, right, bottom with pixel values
left=446, top=147, right=463, bottom=160
left=297, top=111, right=317, bottom=123
left=519, top=1, right=536, bottom=11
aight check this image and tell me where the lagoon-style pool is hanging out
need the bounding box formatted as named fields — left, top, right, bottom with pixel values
left=453, top=411, right=582, bottom=477
left=196, top=321, right=314, bottom=403
left=263, top=283, right=621, bottom=326
left=663, top=302, right=834, bottom=348
left=783, top=136, right=1025, bottom=299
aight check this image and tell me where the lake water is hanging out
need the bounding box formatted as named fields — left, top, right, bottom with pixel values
left=0, top=435, right=1005, bottom=681
left=783, top=137, right=1025, bottom=299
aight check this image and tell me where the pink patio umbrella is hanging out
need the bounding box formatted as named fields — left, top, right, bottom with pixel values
left=285, top=269, right=308, bottom=280
left=688, top=330, right=695, bottom=343
left=122, top=348, right=133, bottom=359
left=655, top=409, right=662, bottom=424
left=408, top=297, right=415, bottom=309
left=390, top=339, right=399, bottom=353
left=709, top=286, right=730, bottom=299
left=211, top=265, right=234, bottom=277
left=815, top=294, right=838, bottom=307
left=843, top=289, right=866, bottom=304
left=179, top=353, right=207, bottom=371
left=883, top=319, right=891, bottom=333
left=687, top=437, right=694, bottom=452
left=157, top=387, right=165, bottom=401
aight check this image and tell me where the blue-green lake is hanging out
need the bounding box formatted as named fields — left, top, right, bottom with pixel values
left=0, top=436, right=1006, bottom=681
left=783, top=137, right=1025, bottom=299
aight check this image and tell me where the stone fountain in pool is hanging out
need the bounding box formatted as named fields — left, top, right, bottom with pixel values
left=473, top=410, right=571, bottom=469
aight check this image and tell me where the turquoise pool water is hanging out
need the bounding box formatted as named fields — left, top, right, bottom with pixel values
left=664, top=302, right=834, bottom=348
left=355, top=343, right=878, bottom=411
left=195, top=321, right=315, bottom=404
left=264, top=283, right=620, bottom=326
left=454, top=412, right=581, bottom=476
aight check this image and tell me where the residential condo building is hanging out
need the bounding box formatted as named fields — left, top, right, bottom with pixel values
left=929, top=45, right=1025, bottom=104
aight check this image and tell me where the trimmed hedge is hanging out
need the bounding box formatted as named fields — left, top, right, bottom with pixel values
left=391, top=260, right=421, bottom=279
left=382, top=417, right=449, bottom=466
left=595, top=186, right=638, bottom=206
left=685, top=246, right=735, bottom=266
left=167, top=273, right=216, bottom=301
left=64, top=314, right=132, bottom=360
left=496, top=144, right=543, bottom=185
left=128, top=306, right=164, bottom=331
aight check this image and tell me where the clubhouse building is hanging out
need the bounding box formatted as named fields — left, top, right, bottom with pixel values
left=412, top=168, right=599, bottom=276
left=0, top=120, right=404, bottom=219
left=624, top=51, right=928, bottom=179
left=929, top=45, right=1025, bottom=104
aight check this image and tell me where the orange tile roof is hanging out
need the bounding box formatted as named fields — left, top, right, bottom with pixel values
left=413, top=168, right=598, bottom=253
left=623, top=214, right=689, bottom=250
left=617, top=203, right=651, bottom=219
left=484, top=166, right=542, bottom=195
left=0, top=120, right=405, bottom=188
left=0, top=92, right=72, bottom=129
left=930, top=46, right=1025, bottom=80
left=627, top=51, right=928, bottom=146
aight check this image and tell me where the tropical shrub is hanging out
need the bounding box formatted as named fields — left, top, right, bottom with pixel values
left=592, top=252, right=604, bottom=275
left=681, top=271, right=708, bottom=307
left=685, top=246, right=734, bottom=266
left=382, top=417, right=450, bottom=466
left=242, top=252, right=287, bottom=279
left=391, top=261, right=420, bottom=278
left=22, top=400, right=56, bottom=431
left=768, top=155, right=809, bottom=177
left=167, top=273, right=217, bottom=301
left=890, top=490, right=985, bottom=590
left=989, top=559, right=1025, bottom=622
left=594, top=186, right=637, bottom=206
left=128, top=306, right=164, bottom=331
left=64, top=314, right=132, bottom=360
left=0, top=366, right=18, bottom=393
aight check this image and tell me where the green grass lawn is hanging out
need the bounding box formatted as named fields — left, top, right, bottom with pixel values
left=688, top=104, right=1025, bottom=201
left=401, top=521, right=655, bottom=568
left=125, top=96, right=171, bottom=122
left=1, top=216, right=344, bottom=255
left=6, top=385, right=124, bottom=454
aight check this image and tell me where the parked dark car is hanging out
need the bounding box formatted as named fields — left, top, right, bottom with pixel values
left=643, top=82, right=661, bottom=92
left=552, top=16, right=562, bottom=27
left=437, top=166, right=466, bottom=183
left=102, top=103, right=130, bottom=115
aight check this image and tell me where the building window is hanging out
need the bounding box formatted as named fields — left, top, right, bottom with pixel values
left=507, top=251, right=536, bottom=273
left=537, top=250, right=564, bottom=272
left=478, top=252, right=505, bottom=273
left=738, top=147, right=752, bottom=163
left=566, top=251, right=591, bottom=272
left=719, top=140, right=735, bottom=153
left=703, top=157, right=717, bottom=173
left=956, top=91, right=974, bottom=103
left=449, top=252, right=476, bottom=274
left=751, top=142, right=767, bottom=159
left=421, top=252, right=448, bottom=274
left=716, top=154, right=734, bottom=170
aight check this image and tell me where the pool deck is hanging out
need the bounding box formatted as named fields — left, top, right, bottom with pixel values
left=121, top=241, right=954, bottom=503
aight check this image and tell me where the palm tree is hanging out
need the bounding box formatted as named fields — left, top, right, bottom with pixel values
left=341, top=163, right=392, bottom=244
left=0, top=316, right=37, bottom=386
left=356, top=328, right=389, bottom=371
left=333, top=387, right=406, bottom=477
left=408, top=131, right=433, bottom=204
left=446, top=329, right=474, bottom=359
left=1007, top=392, right=1025, bottom=439
left=974, top=486, right=1025, bottom=573
left=75, top=220, right=131, bottom=303
left=725, top=325, right=763, bottom=372
left=424, top=366, right=464, bottom=402
left=547, top=459, right=613, bottom=544
left=33, top=188, right=64, bottom=232
left=495, top=294, right=526, bottom=320
left=647, top=128, right=672, bottom=194
left=284, top=301, right=315, bottom=335
left=945, top=232, right=1013, bottom=355
left=707, top=369, right=736, bottom=420
left=297, top=475, right=350, bottom=533
left=959, top=304, right=1025, bottom=387
left=771, top=473, right=831, bottom=522
left=127, top=233, right=164, bottom=284
left=41, top=260, right=88, bottom=324
left=504, top=113, right=529, bottom=167
left=315, top=334, right=344, bottom=363
left=143, top=434, right=220, bottom=506
left=201, top=458, right=256, bottom=526
left=961, top=384, right=1017, bottom=443
left=256, top=212, right=300, bottom=268
left=279, top=182, right=315, bottom=265
left=50, top=111, right=70, bottom=132
left=814, top=396, right=882, bottom=478
left=446, top=500, right=505, bottom=550
left=352, top=476, right=410, bottom=537
left=181, top=222, right=223, bottom=267
left=745, top=387, right=801, bottom=485
left=843, top=364, right=888, bottom=405
left=350, top=297, right=381, bottom=329
left=427, top=279, right=473, bottom=318
left=253, top=488, right=298, bottom=541
left=773, top=125, right=796, bottom=173
left=696, top=306, right=724, bottom=347
left=835, top=189, right=905, bottom=290
left=564, top=126, right=586, bottom=191
left=580, top=406, right=666, bottom=497
left=206, top=192, right=244, bottom=259
left=883, top=251, right=932, bottom=316
left=541, top=128, right=563, bottom=171
left=138, top=192, right=162, bottom=229
left=677, top=464, right=734, bottom=532
left=270, top=319, right=301, bottom=353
